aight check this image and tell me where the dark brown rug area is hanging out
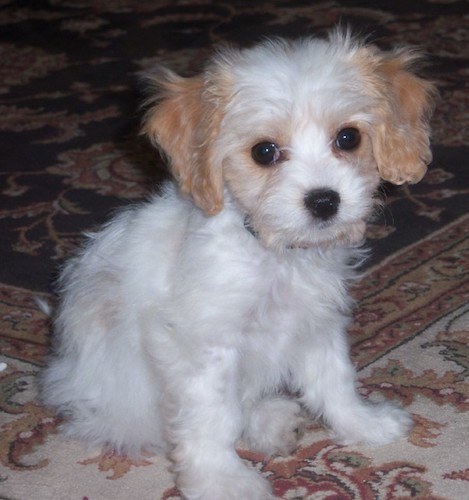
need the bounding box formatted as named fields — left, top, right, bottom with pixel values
left=0, top=1, right=467, bottom=499
left=1, top=0, right=467, bottom=292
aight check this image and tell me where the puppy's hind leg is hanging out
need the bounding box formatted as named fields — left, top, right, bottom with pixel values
left=162, top=346, right=273, bottom=500
left=243, top=396, right=308, bottom=457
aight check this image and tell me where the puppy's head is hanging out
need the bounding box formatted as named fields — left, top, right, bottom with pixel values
left=142, top=31, right=435, bottom=250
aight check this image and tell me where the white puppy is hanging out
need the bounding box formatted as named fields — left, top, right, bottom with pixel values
left=42, top=30, right=435, bottom=499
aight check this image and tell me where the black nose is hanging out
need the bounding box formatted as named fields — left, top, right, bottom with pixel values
left=304, top=189, right=340, bottom=220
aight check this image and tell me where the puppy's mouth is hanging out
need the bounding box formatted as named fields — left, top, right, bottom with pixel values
left=290, top=219, right=367, bottom=250
left=311, top=219, right=367, bottom=248
left=245, top=217, right=367, bottom=251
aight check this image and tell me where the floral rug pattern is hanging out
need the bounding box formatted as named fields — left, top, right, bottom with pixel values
left=1, top=1, right=468, bottom=499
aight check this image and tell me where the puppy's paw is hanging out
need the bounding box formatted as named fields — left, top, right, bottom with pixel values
left=178, top=466, right=273, bottom=500
left=333, top=401, right=414, bottom=446
left=244, top=397, right=308, bottom=456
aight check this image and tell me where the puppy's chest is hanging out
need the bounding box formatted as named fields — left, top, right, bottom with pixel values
left=243, top=258, right=316, bottom=335
left=241, top=250, right=349, bottom=339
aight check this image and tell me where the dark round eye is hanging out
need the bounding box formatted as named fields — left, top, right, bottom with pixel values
left=336, top=128, right=361, bottom=151
left=251, top=142, right=281, bottom=166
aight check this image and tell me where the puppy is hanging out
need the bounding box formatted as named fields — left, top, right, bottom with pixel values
left=42, top=30, right=435, bottom=499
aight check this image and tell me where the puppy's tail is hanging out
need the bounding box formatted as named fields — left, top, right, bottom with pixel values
left=35, top=297, right=54, bottom=317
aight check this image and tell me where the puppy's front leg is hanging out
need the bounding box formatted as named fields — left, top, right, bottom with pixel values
left=296, top=323, right=413, bottom=446
left=162, top=345, right=273, bottom=500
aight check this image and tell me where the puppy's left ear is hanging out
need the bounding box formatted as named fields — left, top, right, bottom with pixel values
left=372, top=50, right=436, bottom=184
left=141, top=68, right=224, bottom=215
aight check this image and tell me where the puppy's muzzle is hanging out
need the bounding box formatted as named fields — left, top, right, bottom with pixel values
left=304, top=189, right=340, bottom=221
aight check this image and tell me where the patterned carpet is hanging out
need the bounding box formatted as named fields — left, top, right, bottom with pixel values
left=1, top=1, right=468, bottom=499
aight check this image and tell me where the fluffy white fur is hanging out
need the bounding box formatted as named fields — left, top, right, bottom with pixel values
left=42, top=30, right=435, bottom=499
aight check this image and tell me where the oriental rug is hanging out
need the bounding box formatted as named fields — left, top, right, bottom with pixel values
left=0, top=1, right=468, bottom=499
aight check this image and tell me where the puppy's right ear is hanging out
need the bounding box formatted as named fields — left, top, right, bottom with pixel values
left=141, top=68, right=224, bottom=216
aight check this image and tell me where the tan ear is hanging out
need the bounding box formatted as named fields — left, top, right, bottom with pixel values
left=372, top=50, right=436, bottom=185
left=141, top=68, right=224, bottom=215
